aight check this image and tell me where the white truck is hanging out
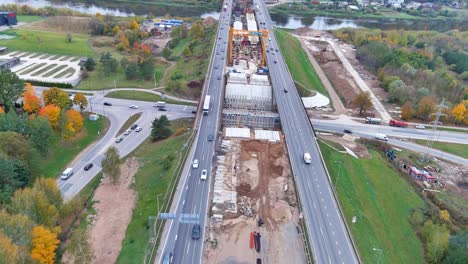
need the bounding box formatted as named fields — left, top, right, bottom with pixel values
left=153, top=101, right=166, bottom=108
left=375, top=133, right=388, bottom=141
left=61, top=168, right=74, bottom=180
left=303, top=152, right=312, bottom=164
left=203, top=95, right=211, bottom=115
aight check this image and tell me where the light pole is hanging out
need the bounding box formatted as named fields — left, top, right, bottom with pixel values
left=373, top=247, right=383, bottom=264
left=333, top=160, right=342, bottom=191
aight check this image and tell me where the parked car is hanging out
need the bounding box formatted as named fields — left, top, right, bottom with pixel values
left=192, top=224, right=201, bottom=240
left=135, top=127, right=142, bottom=132
left=115, top=137, right=123, bottom=143
left=201, top=169, right=207, bottom=180
left=193, top=159, right=199, bottom=169
left=344, top=129, right=352, bottom=134
left=123, top=129, right=131, bottom=135
left=130, top=124, right=138, bottom=130
left=104, top=102, right=112, bottom=106
left=128, top=104, right=138, bottom=109
left=84, top=163, right=93, bottom=171
left=208, top=134, right=214, bottom=141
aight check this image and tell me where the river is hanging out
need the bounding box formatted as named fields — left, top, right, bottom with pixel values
left=3, top=0, right=467, bottom=31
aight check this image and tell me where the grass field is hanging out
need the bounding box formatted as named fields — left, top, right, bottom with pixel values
left=118, top=113, right=142, bottom=135
left=117, top=119, right=194, bottom=263
left=105, top=90, right=194, bottom=105
left=17, top=15, right=45, bottom=23
left=38, top=113, right=108, bottom=178
left=0, top=29, right=94, bottom=57
left=275, top=29, right=328, bottom=96
left=415, top=140, right=468, bottom=159
left=319, top=142, right=426, bottom=264
left=437, top=126, right=468, bottom=133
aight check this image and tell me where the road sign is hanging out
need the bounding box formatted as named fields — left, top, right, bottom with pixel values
left=180, top=214, right=199, bottom=224
left=159, top=213, right=177, bottom=220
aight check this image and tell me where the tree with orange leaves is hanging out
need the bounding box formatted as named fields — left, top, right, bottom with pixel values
left=120, top=33, right=130, bottom=49
left=31, top=225, right=59, bottom=264
left=39, top=105, right=61, bottom=129
left=0, top=107, right=4, bottom=114
left=64, top=109, right=83, bottom=138
left=0, top=231, right=18, bottom=264
left=451, top=103, right=466, bottom=124
left=23, top=83, right=41, bottom=114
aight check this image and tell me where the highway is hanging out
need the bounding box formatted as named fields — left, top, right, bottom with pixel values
left=158, top=1, right=233, bottom=263
left=256, top=1, right=359, bottom=263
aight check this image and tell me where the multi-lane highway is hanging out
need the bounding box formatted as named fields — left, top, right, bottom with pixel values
left=255, top=1, right=359, bottom=263
left=158, top=1, right=233, bottom=263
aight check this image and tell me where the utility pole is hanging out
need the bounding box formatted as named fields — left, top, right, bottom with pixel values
left=420, top=98, right=447, bottom=163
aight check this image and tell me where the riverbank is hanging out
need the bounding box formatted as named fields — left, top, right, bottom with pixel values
left=270, top=3, right=467, bottom=21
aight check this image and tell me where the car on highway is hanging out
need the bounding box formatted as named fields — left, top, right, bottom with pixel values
left=274, top=60, right=277, bottom=64
left=275, top=49, right=279, bottom=52
left=266, top=49, right=269, bottom=53
left=201, top=169, right=207, bottom=180
left=193, top=159, right=199, bottom=169
left=283, top=89, right=288, bottom=93
left=115, top=137, right=123, bottom=143
left=123, top=129, right=131, bottom=135
left=344, top=129, right=352, bottom=134
left=135, top=127, right=142, bottom=132
left=158, top=108, right=167, bottom=111
left=268, top=37, right=271, bottom=41
left=130, top=124, right=138, bottom=130
left=217, top=75, right=221, bottom=80
left=162, top=252, right=173, bottom=264
left=128, top=104, right=138, bottom=109
left=415, top=125, right=425, bottom=129
left=192, top=224, right=201, bottom=240
left=103, top=102, right=112, bottom=106
left=215, top=65, right=219, bottom=69
left=84, top=163, right=93, bottom=171
left=207, top=134, right=214, bottom=141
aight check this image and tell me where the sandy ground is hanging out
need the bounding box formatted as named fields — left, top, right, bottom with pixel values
left=143, top=36, right=171, bottom=54
left=87, top=157, right=138, bottom=264
left=205, top=138, right=306, bottom=264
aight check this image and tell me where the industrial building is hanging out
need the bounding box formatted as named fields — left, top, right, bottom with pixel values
left=0, top=12, right=17, bottom=26
left=0, top=57, right=20, bottom=70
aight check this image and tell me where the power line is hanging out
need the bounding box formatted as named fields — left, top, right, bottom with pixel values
left=420, top=98, right=447, bottom=163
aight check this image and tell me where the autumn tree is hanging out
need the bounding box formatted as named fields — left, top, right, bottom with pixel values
left=439, top=209, right=451, bottom=223
left=0, top=69, right=24, bottom=113
left=401, top=101, right=415, bottom=120
left=112, top=25, right=120, bottom=35
left=0, top=231, right=18, bottom=264
left=451, top=103, right=466, bottom=124
left=42, top=88, right=70, bottom=110
left=0, top=210, right=35, bottom=259
left=190, top=22, right=205, bottom=40
left=422, top=221, right=450, bottom=264
left=39, top=104, right=61, bottom=129
left=353, top=91, right=373, bottom=116
left=119, top=33, right=130, bottom=50
left=101, top=147, right=121, bottom=184
left=64, top=109, right=83, bottom=139
left=72, top=93, right=88, bottom=113
left=23, top=84, right=41, bottom=114
left=31, top=226, right=59, bottom=264
left=417, top=96, right=436, bottom=121
left=129, top=19, right=140, bottom=30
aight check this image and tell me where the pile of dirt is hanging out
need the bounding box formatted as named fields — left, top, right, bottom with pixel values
left=87, top=158, right=138, bottom=264
left=203, top=16, right=217, bottom=27
left=142, top=36, right=170, bottom=54
left=293, top=27, right=311, bottom=36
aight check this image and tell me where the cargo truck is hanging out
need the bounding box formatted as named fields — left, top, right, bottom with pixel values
left=203, top=95, right=211, bottom=115
left=365, top=117, right=382, bottom=125
left=374, top=133, right=388, bottom=141
left=389, top=119, right=408, bottom=128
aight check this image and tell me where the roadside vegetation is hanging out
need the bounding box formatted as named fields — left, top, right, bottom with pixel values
left=414, top=140, right=468, bottom=159
left=275, top=29, right=327, bottom=96
left=118, top=112, right=142, bottom=135
left=332, top=28, right=468, bottom=125
left=163, top=21, right=217, bottom=99
left=320, top=140, right=468, bottom=264
left=105, top=90, right=194, bottom=105
left=270, top=2, right=464, bottom=20
left=16, top=15, right=45, bottom=23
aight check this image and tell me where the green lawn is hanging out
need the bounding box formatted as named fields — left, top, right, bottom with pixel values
left=117, top=119, right=194, bottom=263
left=38, top=113, right=108, bottom=178
left=415, top=140, right=468, bottom=159
left=118, top=112, right=142, bottom=135
left=105, top=90, right=195, bottom=105
left=436, top=126, right=468, bottom=134
left=17, top=15, right=45, bottom=23
left=275, top=29, right=328, bottom=96
left=0, top=29, right=94, bottom=57
left=320, top=142, right=426, bottom=264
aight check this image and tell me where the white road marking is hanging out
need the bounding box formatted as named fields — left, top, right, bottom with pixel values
left=175, top=235, right=178, bottom=241
left=182, top=199, right=185, bottom=205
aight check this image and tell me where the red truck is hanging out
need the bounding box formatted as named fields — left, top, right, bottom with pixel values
left=389, top=119, right=408, bottom=128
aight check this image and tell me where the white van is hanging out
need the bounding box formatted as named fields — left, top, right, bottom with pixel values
left=61, top=168, right=74, bottom=180
left=303, top=152, right=312, bottom=164
left=375, top=133, right=388, bottom=141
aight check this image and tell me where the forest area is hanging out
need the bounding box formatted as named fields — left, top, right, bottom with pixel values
left=333, top=28, right=468, bottom=124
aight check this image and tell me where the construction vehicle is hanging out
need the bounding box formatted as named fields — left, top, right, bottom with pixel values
left=389, top=119, right=408, bottom=128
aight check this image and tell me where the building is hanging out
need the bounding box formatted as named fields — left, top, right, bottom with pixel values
left=246, top=13, right=258, bottom=44
left=0, top=57, right=20, bottom=70
left=0, top=46, right=7, bottom=54
left=0, top=12, right=17, bottom=26
left=406, top=165, right=436, bottom=183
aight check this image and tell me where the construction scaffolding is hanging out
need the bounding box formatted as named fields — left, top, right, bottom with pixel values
left=222, top=109, right=280, bottom=129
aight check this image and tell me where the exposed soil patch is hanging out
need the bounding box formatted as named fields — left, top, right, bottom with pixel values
left=142, top=36, right=171, bottom=54
left=87, top=158, right=138, bottom=264
left=24, top=16, right=91, bottom=34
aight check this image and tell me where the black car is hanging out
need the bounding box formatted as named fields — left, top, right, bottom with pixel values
left=208, top=134, right=214, bottom=141
left=158, top=108, right=167, bottom=111
left=275, top=49, right=279, bottom=52
left=344, top=129, right=352, bottom=134
left=274, top=60, right=277, bottom=64
left=130, top=124, right=138, bottom=130
left=192, top=110, right=197, bottom=114
left=104, top=102, right=112, bottom=106
left=84, top=163, right=93, bottom=171
left=192, top=224, right=201, bottom=240
left=283, top=89, right=288, bottom=93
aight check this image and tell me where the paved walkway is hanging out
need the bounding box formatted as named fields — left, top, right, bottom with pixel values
left=297, top=36, right=346, bottom=115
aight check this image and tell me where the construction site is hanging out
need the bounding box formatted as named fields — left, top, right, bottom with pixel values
left=204, top=0, right=306, bottom=263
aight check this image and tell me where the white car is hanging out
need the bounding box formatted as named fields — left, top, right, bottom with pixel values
left=123, top=129, right=131, bottom=135
left=135, top=127, right=142, bottom=132
left=200, top=169, right=207, bottom=180
left=415, top=125, right=425, bottom=129
left=193, top=159, right=199, bottom=169
left=129, top=104, right=138, bottom=109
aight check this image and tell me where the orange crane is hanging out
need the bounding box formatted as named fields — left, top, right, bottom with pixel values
left=228, top=28, right=269, bottom=66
